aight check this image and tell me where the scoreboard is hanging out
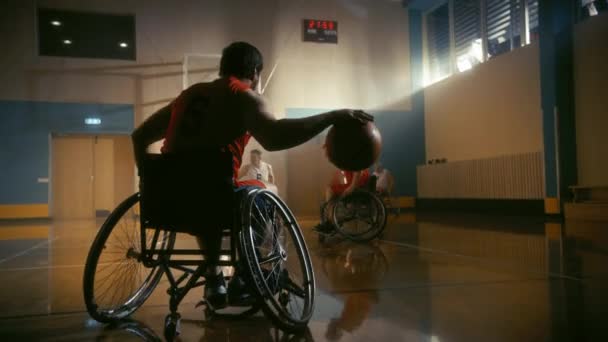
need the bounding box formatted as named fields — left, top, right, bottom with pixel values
left=302, top=19, right=338, bottom=44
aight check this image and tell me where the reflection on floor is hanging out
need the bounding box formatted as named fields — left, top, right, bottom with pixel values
left=0, top=213, right=607, bottom=341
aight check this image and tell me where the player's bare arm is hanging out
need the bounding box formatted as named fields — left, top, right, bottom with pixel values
left=241, top=90, right=372, bottom=151
left=131, top=104, right=172, bottom=170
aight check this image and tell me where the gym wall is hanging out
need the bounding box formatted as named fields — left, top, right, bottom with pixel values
left=266, top=0, right=413, bottom=215
left=573, top=14, right=608, bottom=187
left=423, top=44, right=543, bottom=163
left=420, top=10, right=608, bottom=203
left=0, top=0, right=413, bottom=217
left=0, top=101, right=133, bottom=218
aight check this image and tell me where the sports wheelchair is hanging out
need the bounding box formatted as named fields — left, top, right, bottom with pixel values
left=82, top=152, right=315, bottom=340
left=317, top=185, right=387, bottom=243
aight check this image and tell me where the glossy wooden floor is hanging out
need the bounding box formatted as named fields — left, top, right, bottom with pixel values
left=0, top=212, right=606, bottom=341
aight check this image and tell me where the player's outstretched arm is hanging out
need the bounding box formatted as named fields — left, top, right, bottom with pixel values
left=241, top=91, right=372, bottom=151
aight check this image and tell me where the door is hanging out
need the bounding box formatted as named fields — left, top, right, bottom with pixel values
left=52, top=135, right=135, bottom=219
left=52, top=136, right=94, bottom=219
left=93, top=136, right=134, bottom=215
left=93, top=136, right=115, bottom=216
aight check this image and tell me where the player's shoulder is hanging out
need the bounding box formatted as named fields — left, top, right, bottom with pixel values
left=180, top=81, right=214, bottom=99
left=234, top=88, right=265, bottom=110
left=186, top=81, right=211, bottom=91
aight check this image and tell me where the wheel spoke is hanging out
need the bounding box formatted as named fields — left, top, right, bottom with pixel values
left=240, top=192, right=313, bottom=325
left=265, top=260, right=282, bottom=282
left=253, top=202, right=269, bottom=228
left=86, top=195, right=174, bottom=319
left=259, top=253, right=282, bottom=265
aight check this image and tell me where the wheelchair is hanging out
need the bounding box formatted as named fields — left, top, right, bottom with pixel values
left=318, top=186, right=387, bottom=243
left=82, top=153, right=315, bottom=340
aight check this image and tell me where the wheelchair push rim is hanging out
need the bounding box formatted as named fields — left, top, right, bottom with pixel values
left=331, top=190, right=387, bottom=241
left=83, top=193, right=176, bottom=322
left=240, top=189, right=316, bottom=331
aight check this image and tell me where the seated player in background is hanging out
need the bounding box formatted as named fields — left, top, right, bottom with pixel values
left=238, top=149, right=278, bottom=194
left=373, top=162, right=394, bottom=196
left=326, top=169, right=370, bottom=201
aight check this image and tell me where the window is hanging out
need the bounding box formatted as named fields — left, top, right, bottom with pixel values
left=426, top=3, right=451, bottom=83
left=485, top=0, right=520, bottom=58
left=578, top=0, right=608, bottom=22
left=454, top=0, right=482, bottom=71
left=38, top=8, right=136, bottom=60
left=527, top=0, right=539, bottom=42
left=423, top=0, right=539, bottom=85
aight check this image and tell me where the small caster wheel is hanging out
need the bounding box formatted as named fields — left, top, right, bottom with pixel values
left=164, top=313, right=181, bottom=341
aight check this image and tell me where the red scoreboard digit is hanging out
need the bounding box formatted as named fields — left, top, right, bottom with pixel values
left=303, top=19, right=338, bottom=44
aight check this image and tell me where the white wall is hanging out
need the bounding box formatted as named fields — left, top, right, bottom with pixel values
left=0, top=0, right=411, bottom=202
left=423, top=44, right=543, bottom=162
left=573, top=14, right=608, bottom=187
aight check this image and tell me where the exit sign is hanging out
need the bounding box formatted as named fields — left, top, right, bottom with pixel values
left=302, top=19, right=338, bottom=44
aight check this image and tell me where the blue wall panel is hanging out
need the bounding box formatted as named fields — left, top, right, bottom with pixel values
left=0, top=100, right=134, bottom=204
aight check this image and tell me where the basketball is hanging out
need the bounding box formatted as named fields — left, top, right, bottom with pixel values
left=325, top=120, right=382, bottom=171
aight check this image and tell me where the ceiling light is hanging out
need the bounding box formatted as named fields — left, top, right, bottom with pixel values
left=63, top=39, right=72, bottom=45
left=119, top=42, right=128, bottom=48
left=51, top=20, right=62, bottom=26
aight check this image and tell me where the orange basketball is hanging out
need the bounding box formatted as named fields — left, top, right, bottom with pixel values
left=325, top=120, right=382, bottom=171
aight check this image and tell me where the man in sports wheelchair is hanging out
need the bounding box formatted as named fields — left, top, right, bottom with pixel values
left=83, top=41, right=372, bottom=338
left=314, top=169, right=387, bottom=242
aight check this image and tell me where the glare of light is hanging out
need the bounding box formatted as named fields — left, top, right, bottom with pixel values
left=50, top=20, right=62, bottom=26
left=587, top=3, right=598, bottom=16
left=63, top=39, right=72, bottom=45
left=457, top=56, right=473, bottom=72
left=423, top=72, right=450, bottom=88
left=85, top=318, right=103, bottom=328
left=470, top=38, right=483, bottom=62
left=84, top=118, right=101, bottom=125
left=456, top=39, right=484, bottom=72
left=119, top=42, right=128, bottom=48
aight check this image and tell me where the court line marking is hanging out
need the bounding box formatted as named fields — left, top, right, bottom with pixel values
left=323, top=278, right=554, bottom=295
left=0, top=261, right=140, bottom=272
left=0, top=238, right=57, bottom=266
left=378, top=239, right=583, bottom=281
left=0, top=300, right=196, bottom=321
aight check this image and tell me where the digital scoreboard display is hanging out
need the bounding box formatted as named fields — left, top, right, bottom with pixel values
left=302, top=19, right=338, bottom=44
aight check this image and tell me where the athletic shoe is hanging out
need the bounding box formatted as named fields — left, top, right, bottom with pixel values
left=204, top=271, right=227, bottom=310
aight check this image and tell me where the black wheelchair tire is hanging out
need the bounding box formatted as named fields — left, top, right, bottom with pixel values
left=239, top=189, right=316, bottom=332
left=83, top=193, right=176, bottom=323
left=331, top=190, right=387, bottom=242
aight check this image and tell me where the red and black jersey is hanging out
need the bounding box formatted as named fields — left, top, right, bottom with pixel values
left=161, top=77, right=265, bottom=188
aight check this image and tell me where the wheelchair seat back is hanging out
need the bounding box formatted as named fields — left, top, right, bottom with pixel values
left=140, top=151, right=234, bottom=234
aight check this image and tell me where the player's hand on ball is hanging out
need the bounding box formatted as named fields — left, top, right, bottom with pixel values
left=332, top=109, right=374, bottom=126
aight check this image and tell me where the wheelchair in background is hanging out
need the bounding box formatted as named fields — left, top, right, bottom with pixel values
left=317, top=175, right=387, bottom=243
left=82, top=152, right=315, bottom=340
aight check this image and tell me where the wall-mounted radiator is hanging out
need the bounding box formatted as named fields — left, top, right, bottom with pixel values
left=417, top=152, right=545, bottom=199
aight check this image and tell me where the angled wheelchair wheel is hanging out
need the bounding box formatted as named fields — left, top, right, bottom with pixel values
left=83, top=193, right=176, bottom=323
left=239, top=189, right=316, bottom=332
left=331, top=190, right=387, bottom=242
